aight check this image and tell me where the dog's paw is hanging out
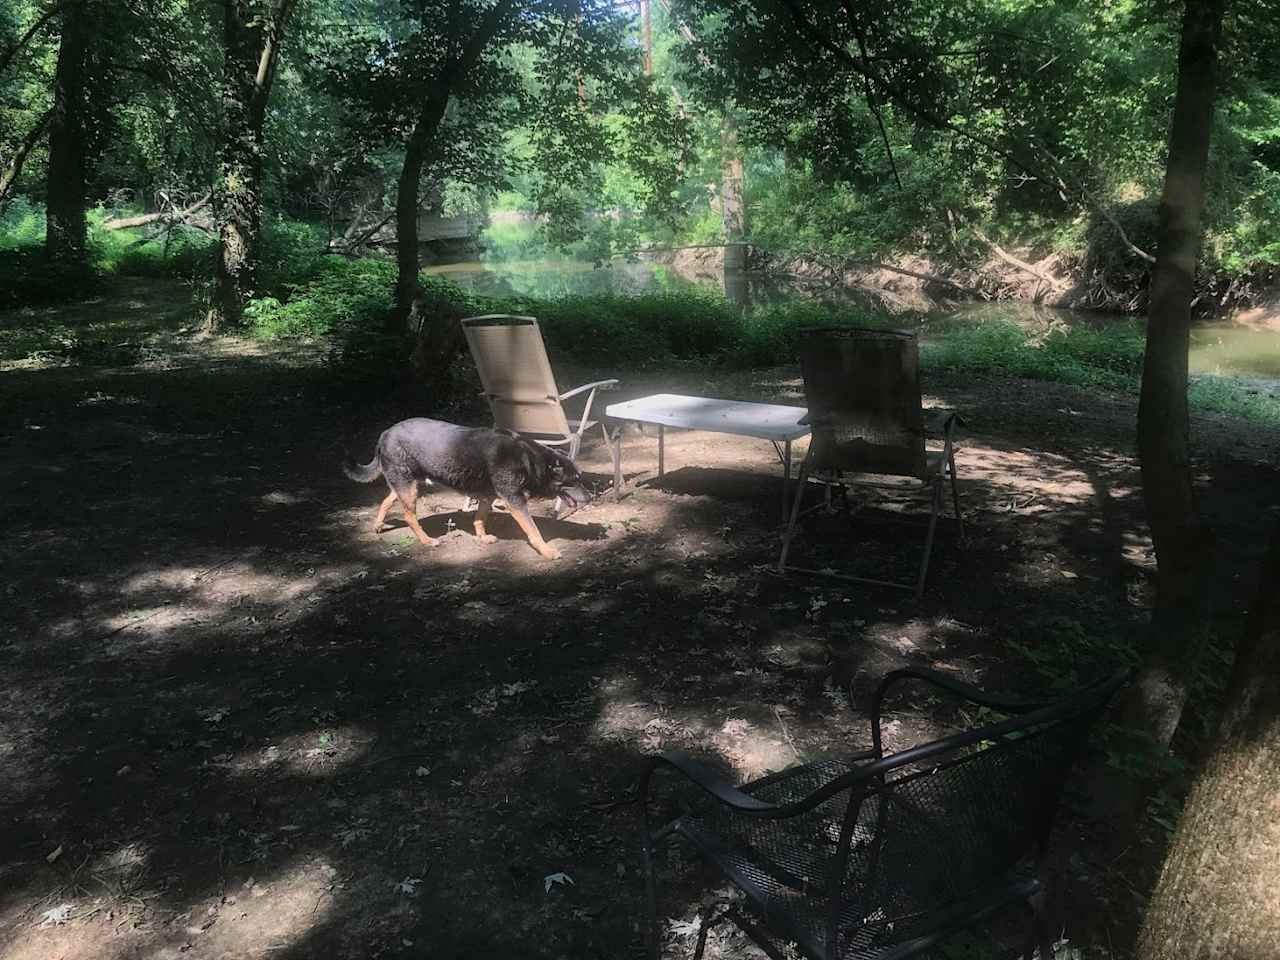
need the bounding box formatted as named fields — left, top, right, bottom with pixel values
left=539, top=546, right=562, bottom=561
left=477, top=534, right=498, bottom=545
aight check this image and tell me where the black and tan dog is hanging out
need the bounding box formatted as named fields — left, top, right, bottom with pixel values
left=343, top=418, right=591, bottom=560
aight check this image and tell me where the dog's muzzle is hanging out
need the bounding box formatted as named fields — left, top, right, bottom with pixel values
left=553, top=484, right=592, bottom=520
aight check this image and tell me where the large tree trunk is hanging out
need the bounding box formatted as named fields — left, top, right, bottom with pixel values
left=1126, top=0, right=1223, bottom=751
left=205, top=0, right=293, bottom=334
left=1133, top=522, right=1280, bottom=958
left=720, top=110, right=747, bottom=240
left=389, top=90, right=451, bottom=334
left=45, top=9, right=89, bottom=265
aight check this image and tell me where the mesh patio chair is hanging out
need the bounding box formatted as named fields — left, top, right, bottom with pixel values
left=640, top=668, right=1129, bottom=960
left=778, top=327, right=962, bottom=599
left=461, top=313, right=619, bottom=462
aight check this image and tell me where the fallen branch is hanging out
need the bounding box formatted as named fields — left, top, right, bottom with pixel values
left=971, top=226, right=1066, bottom=292
left=763, top=247, right=988, bottom=297
left=327, top=210, right=395, bottom=253
left=102, top=190, right=212, bottom=231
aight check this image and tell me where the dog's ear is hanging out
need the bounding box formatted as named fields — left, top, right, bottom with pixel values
left=514, top=438, right=549, bottom=488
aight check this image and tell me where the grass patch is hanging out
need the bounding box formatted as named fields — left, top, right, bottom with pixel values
left=1189, top=376, right=1280, bottom=424
left=921, top=318, right=1146, bottom=390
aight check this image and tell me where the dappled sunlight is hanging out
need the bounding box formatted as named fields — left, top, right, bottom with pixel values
left=1, top=855, right=339, bottom=960
left=959, top=444, right=1095, bottom=512
left=224, top=723, right=375, bottom=779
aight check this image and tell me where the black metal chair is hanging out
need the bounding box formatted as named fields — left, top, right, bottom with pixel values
left=640, top=668, right=1129, bottom=960
left=778, top=328, right=962, bottom=600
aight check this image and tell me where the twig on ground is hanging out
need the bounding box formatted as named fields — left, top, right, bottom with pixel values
left=773, top=706, right=803, bottom=762
left=84, top=610, right=162, bottom=645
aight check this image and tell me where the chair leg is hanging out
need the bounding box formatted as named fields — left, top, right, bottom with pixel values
left=643, top=833, right=660, bottom=960
left=949, top=452, right=964, bottom=538
left=915, top=479, right=942, bottom=600
left=778, top=453, right=812, bottom=572
left=605, top=423, right=623, bottom=501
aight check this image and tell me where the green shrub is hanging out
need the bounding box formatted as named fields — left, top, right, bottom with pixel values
left=0, top=247, right=105, bottom=309
left=922, top=319, right=1144, bottom=390
left=247, top=257, right=395, bottom=338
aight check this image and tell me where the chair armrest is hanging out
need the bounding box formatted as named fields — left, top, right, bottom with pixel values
left=640, top=752, right=780, bottom=814
left=870, top=667, right=1049, bottom=756
left=641, top=751, right=878, bottom=823
left=559, top=379, right=619, bottom=401
left=924, top=411, right=965, bottom=436
left=875, top=667, right=1048, bottom=718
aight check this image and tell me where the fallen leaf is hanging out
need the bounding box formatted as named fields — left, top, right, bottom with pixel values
left=38, top=904, right=74, bottom=927
left=543, top=871, right=574, bottom=894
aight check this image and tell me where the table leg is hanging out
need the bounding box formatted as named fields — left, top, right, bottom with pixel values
left=658, top=423, right=665, bottom=478
left=782, top=439, right=792, bottom=521
left=611, top=426, right=623, bottom=501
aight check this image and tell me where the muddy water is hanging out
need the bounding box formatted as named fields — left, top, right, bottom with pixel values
left=423, top=259, right=1280, bottom=383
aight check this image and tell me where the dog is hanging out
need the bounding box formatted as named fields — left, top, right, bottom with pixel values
left=343, top=418, right=591, bottom=560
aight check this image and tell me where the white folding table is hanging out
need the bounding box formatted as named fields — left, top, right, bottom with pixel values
left=605, top=393, right=810, bottom=518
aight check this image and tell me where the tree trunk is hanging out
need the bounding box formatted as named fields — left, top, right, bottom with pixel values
left=389, top=90, right=450, bottom=334
left=0, top=108, right=52, bottom=206
left=45, top=9, right=88, bottom=265
left=205, top=0, right=293, bottom=334
left=641, top=0, right=653, bottom=75
left=1126, top=0, right=1223, bottom=751
left=720, top=110, right=747, bottom=240
left=1133, top=522, right=1280, bottom=959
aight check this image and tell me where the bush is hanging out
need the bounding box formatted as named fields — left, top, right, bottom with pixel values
left=247, top=257, right=396, bottom=338
left=0, top=247, right=105, bottom=309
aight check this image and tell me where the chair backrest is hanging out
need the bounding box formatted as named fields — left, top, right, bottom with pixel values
left=798, top=327, right=926, bottom=479
left=461, top=314, right=572, bottom=440
left=839, top=672, right=1127, bottom=950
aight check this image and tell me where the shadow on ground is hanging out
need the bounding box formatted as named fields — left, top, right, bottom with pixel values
left=1, top=316, right=1276, bottom=960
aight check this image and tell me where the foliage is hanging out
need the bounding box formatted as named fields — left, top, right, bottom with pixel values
left=922, top=317, right=1146, bottom=390
left=246, top=257, right=396, bottom=338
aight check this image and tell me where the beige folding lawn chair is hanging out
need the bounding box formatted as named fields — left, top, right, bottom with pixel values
left=778, top=327, right=963, bottom=600
left=461, top=314, right=620, bottom=486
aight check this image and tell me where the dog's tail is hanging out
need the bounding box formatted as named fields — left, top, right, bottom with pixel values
left=342, top=452, right=382, bottom=483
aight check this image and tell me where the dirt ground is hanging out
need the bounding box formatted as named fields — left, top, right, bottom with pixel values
left=2, top=283, right=1278, bottom=960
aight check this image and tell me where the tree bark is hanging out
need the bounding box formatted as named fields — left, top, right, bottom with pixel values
left=1133, top=522, right=1280, bottom=959
left=205, top=0, right=294, bottom=334
left=1126, top=0, right=1224, bottom=751
left=0, top=108, right=52, bottom=205
left=45, top=7, right=89, bottom=265
left=389, top=89, right=451, bottom=334
left=389, top=0, right=515, bottom=340
left=720, top=111, right=746, bottom=240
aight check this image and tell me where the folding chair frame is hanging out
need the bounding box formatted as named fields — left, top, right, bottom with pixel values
left=461, top=313, right=623, bottom=498
left=778, top=414, right=963, bottom=600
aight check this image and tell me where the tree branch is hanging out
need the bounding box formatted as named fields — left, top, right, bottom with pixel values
left=778, top=0, right=1154, bottom=262
left=0, top=107, right=53, bottom=204
left=0, top=4, right=60, bottom=78
left=102, top=189, right=212, bottom=230
left=971, top=225, right=1066, bottom=291
left=250, top=0, right=297, bottom=128
left=841, top=0, right=901, bottom=191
